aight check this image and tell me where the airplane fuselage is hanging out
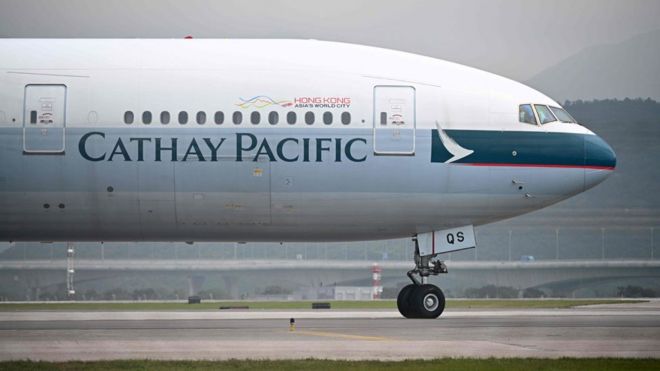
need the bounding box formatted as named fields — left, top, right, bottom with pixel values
left=0, top=39, right=615, bottom=242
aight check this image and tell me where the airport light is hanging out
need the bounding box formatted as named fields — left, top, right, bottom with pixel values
left=372, top=263, right=383, bottom=300
left=66, top=243, right=75, bottom=298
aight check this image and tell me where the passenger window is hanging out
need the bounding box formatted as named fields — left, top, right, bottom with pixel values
left=287, top=111, right=296, bottom=125
left=341, top=112, right=351, bottom=125
left=142, top=111, right=152, bottom=124
left=251, top=111, right=260, bottom=125
left=233, top=111, right=242, bottom=125
left=305, top=111, right=315, bottom=125
left=268, top=111, right=279, bottom=125
left=518, top=105, right=537, bottom=125
left=124, top=111, right=134, bottom=124
left=160, top=111, right=170, bottom=124
left=549, top=107, right=576, bottom=123
left=30, top=110, right=37, bottom=124
left=214, top=111, right=224, bottom=125
left=323, top=112, right=332, bottom=125
left=178, top=111, right=188, bottom=125
left=534, top=105, right=557, bottom=125
left=196, top=111, right=206, bottom=125
left=380, top=112, right=387, bottom=125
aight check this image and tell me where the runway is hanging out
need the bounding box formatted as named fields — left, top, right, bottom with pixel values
left=0, top=302, right=659, bottom=360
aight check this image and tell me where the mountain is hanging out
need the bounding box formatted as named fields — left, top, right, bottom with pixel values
left=526, top=29, right=660, bottom=102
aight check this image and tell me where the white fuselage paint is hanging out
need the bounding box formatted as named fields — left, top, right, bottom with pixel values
left=0, top=39, right=615, bottom=242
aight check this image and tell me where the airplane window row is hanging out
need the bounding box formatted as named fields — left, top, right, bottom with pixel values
left=519, top=104, right=576, bottom=125
left=123, top=110, right=352, bottom=126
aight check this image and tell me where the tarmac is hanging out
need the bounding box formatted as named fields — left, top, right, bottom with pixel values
left=0, top=301, right=659, bottom=360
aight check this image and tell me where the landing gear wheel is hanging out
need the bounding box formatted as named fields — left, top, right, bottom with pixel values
left=397, top=284, right=418, bottom=318
left=410, top=284, right=445, bottom=319
left=400, top=236, right=449, bottom=319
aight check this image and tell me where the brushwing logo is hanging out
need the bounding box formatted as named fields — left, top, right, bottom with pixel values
left=431, top=121, right=474, bottom=163
left=236, top=96, right=293, bottom=109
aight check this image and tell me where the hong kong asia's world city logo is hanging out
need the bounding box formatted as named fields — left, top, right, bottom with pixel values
left=236, top=96, right=293, bottom=109
left=236, top=96, right=352, bottom=109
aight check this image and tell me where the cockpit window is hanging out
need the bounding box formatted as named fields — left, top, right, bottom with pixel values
left=549, top=107, right=576, bottom=123
left=519, top=104, right=537, bottom=125
left=534, top=105, right=557, bottom=124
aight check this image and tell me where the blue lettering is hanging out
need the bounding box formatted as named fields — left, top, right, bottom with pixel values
left=78, top=132, right=369, bottom=163
left=203, top=137, right=226, bottom=162
left=79, top=131, right=106, bottom=161
left=155, top=138, right=177, bottom=162
left=345, top=138, right=367, bottom=162
left=236, top=133, right=257, bottom=161
left=254, top=139, right=276, bottom=162
left=276, top=138, right=299, bottom=162
left=302, top=138, right=310, bottom=162
left=129, top=137, right=151, bottom=161
left=182, top=138, right=205, bottom=162
left=315, top=138, right=332, bottom=162
left=108, top=138, right=131, bottom=162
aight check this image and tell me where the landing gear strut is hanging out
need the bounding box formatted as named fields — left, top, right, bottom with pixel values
left=397, top=237, right=448, bottom=319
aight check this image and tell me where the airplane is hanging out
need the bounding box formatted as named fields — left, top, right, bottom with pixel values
left=0, top=39, right=616, bottom=318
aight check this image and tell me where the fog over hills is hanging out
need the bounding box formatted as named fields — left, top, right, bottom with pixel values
left=527, top=29, right=660, bottom=102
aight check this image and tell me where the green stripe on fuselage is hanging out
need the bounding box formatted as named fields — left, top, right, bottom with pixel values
left=432, top=129, right=587, bottom=167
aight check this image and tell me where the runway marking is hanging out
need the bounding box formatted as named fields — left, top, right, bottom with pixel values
left=292, top=330, right=390, bottom=341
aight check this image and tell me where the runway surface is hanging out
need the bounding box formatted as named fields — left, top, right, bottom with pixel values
left=0, top=301, right=659, bottom=360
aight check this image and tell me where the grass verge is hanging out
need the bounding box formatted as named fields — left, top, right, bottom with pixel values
left=1, top=358, right=659, bottom=371
left=0, top=299, right=645, bottom=311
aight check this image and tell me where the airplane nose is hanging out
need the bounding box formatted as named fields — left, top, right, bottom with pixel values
left=584, top=134, right=616, bottom=190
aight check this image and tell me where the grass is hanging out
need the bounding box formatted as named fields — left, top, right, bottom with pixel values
left=1, top=359, right=659, bottom=370
left=0, top=299, right=644, bottom=311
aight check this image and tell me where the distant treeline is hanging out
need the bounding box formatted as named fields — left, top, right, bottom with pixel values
left=563, top=98, right=660, bottom=124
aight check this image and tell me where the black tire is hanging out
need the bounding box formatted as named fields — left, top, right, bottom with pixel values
left=410, top=284, right=445, bottom=319
left=397, top=284, right=418, bottom=318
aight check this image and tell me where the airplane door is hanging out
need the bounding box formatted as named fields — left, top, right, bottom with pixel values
left=373, top=85, right=415, bottom=155
left=23, top=84, right=67, bottom=153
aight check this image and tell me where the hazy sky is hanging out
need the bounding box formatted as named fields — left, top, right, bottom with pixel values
left=1, top=0, right=659, bottom=80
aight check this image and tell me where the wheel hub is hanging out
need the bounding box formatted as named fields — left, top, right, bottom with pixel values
left=423, top=293, right=439, bottom=311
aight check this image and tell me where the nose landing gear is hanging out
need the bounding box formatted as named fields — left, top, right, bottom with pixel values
left=397, top=237, right=448, bottom=319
